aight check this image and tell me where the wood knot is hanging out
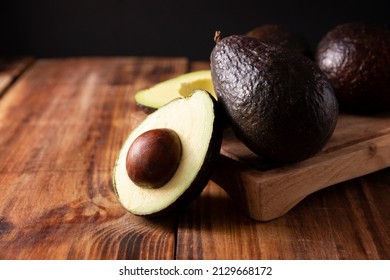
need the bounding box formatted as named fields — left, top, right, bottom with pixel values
left=0, top=218, right=14, bottom=234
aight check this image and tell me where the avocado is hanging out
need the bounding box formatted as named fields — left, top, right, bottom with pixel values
left=135, top=70, right=216, bottom=113
left=211, top=35, right=338, bottom=164
left=246, top=24, right=312, bottom=58
left=315, top=22, right=390, bottom=113
left=113, top=89, right=223, bottom=216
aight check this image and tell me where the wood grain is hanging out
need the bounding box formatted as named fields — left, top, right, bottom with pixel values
left=0, top=57, right=34, bottom=96
left=0, top=57, right=188, bottom=259
left=176, top=170, right=390, bottom=260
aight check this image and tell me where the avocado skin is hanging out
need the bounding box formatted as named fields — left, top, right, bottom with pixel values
left=211, top=35, right=338, bottom=164
left=246, top=24, right=312, bottom=58
left=315, top=22, right=390, bottom=113
left=136, top=102, right=156, bottom=114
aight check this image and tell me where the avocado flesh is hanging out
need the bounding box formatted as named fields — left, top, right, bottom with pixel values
left=211, top=35, right=338, bottom=164
left=114, top=90, right=222, bottom=216
left=315, top=22, right=390, bottom=113
left=135, top=70, right=216, bottom=113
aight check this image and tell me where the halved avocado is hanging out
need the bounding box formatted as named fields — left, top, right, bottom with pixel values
left=135, top=70, right=216, bottom=113
left=113, top=90, right=222, bottom=216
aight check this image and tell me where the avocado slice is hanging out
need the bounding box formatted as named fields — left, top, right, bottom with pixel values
left=211, top=35, right=338, bottom=164
left=113, top=89, right=222, bottom=216
left=135, top=70, right=216, bottom=113
left=315, top=22, right=390, bottom=113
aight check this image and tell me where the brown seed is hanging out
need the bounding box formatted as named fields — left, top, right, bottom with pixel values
left=126, top=128, right=182, bottom=188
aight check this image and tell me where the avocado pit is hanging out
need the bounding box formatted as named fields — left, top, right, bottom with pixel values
left=126, top=128, right=182, bottom=188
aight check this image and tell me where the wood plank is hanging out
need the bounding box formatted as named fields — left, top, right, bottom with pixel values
left=177, top=171, right=390, bottom=259
left=0, top=57, right=188, bottom=259
left=0, top=57, right=34, bottom=97
left=176, top=61, right=390, bottom=259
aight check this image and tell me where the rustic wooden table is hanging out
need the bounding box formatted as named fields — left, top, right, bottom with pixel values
left=0, top=57, right=389, bottom=260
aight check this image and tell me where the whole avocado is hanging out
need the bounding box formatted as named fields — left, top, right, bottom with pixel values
left=211, top=35, right=338, bottom=164
left=315, top=22, right=390, bottom=113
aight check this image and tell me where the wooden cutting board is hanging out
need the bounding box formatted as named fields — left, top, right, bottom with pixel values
left=212, top=112, right=390, bottom=221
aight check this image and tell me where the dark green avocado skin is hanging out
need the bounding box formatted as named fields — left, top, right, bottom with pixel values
left=315, top=22, right=390, bottom=113
left=211, top=35, right=338, bottom=164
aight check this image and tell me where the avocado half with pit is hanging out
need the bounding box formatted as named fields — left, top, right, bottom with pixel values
left=113, top=89, right=222, bottom=216
left=135, top=70, right=216, bottom=113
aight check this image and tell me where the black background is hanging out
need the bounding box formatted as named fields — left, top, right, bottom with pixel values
left=1, top=0, right=389, bottom=60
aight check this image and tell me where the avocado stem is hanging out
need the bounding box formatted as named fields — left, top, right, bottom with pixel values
left=214, top=31, right=222, bottom=43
